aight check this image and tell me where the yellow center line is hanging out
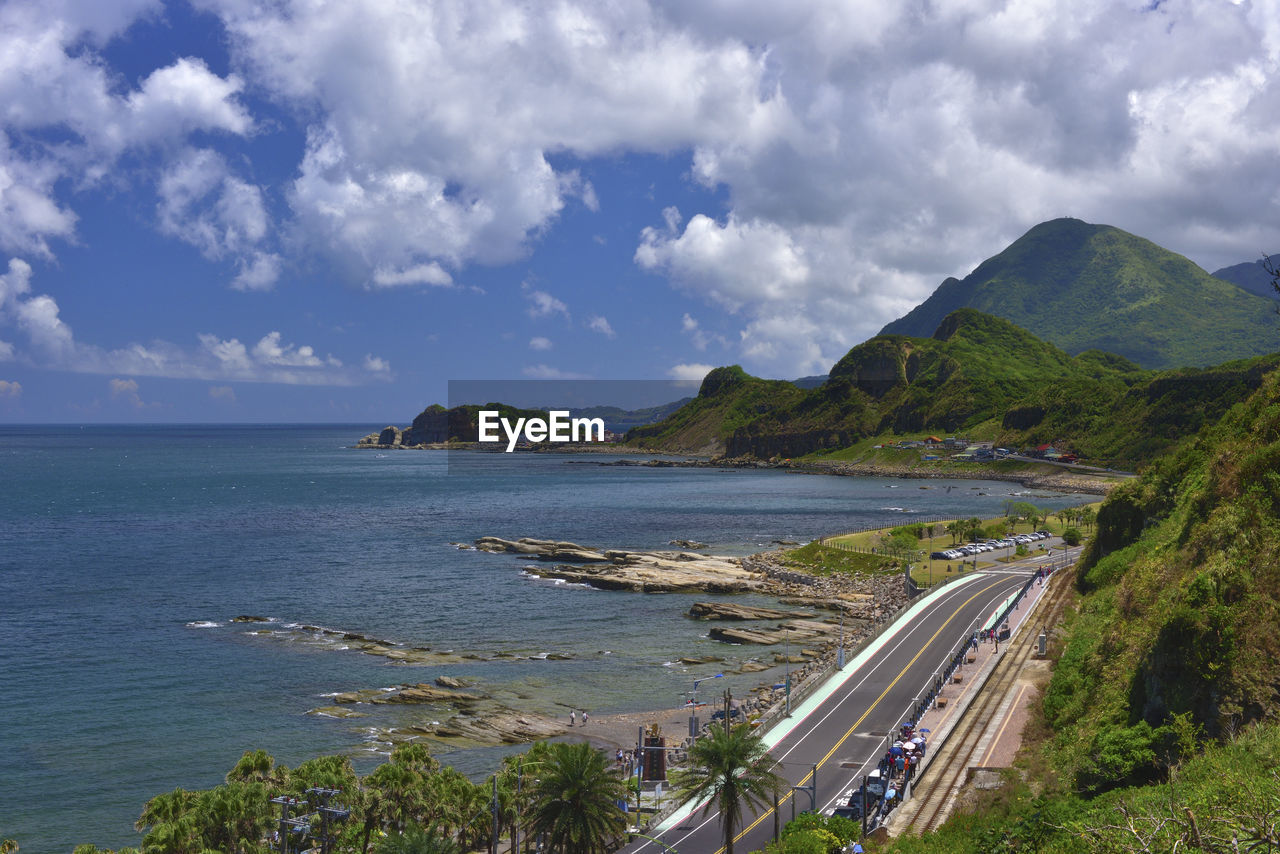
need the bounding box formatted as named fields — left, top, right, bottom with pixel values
left=714, top=576, right=1014, bottom=854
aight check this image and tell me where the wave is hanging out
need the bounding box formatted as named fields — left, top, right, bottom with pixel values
left=185, top=620, right=222, bottom=629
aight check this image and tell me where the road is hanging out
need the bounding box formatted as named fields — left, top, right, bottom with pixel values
left=624, top=557, right=1065, bottom=854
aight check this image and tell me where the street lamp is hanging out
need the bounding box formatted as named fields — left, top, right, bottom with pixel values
left=783, top=630, right=792, bottom=715
left=688, top=674, right=723, bottom=739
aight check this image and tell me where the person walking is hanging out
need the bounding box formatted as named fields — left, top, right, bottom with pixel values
left=582, top=710, right=589, bottom=725
left=569, top=709, right=576, bottom=727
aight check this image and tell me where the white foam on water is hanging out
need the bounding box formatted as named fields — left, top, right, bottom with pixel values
left=185, top=620, right=222, bottom=629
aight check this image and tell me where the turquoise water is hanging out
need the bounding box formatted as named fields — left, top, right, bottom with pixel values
left=0, top=425, right=1079, bottom=852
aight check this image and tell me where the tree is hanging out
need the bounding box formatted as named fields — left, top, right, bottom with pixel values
left=1264, top=252, right=1280, bottom=311
left=527, top=742, right=627, bottom=854
left=1081, top=506, right=1096, bottom=533
left=196, top=782, right=272, bottom=854
left=1, top=841, right=17, bottom=854
left=226, top=749, right=286, bottom=786
left=676, top=723, right=785, bottom=854
left=1063, top=527, right=1082, bottom=546
left=374, top=826, right=462, bottom=854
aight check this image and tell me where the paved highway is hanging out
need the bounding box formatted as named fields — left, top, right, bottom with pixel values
left=624, top=563, right=1053, bottom=854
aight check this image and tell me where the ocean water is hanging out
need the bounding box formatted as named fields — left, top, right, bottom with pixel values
left=1, top=425, right=1080, bottom=852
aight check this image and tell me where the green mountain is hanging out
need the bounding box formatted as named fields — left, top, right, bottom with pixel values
left=1212, top=256, right=1279, bottom=299
left=625, top=366, right=807, bottom=455
left=721, top=309, right=1086, bottom=458
left=632, top=309, right=1280, bottom=469
left=880, top=218, right=1279, bottom=369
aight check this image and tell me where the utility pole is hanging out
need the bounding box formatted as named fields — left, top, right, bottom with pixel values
left=491, top=775, right=499, bottom=854
left=837, top=610, right=845, bottom=669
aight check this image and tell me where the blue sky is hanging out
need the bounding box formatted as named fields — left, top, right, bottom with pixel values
left=1, top=0, right=1278, bottom=423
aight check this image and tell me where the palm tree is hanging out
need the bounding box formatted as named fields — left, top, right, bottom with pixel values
left=196, top=781, right=273, bottom=854
left=226, top=748, right=285, bottom=786
left=527, top=742, right=627, bottom=854
left=374, top=826, right=462, bottom=854
left=677, top=723, right=785, bottom=854
left=1081, top=506, right=1096, bottom=533
left=945, top=520, right=959, bottom=545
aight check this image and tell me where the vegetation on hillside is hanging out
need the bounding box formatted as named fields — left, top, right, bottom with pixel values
left=879, top=217, right=1279, bottom=368
left=878, top=362, right=1280, bottom=853
left=629, top=309, right=1278, bottom=470
left=626, top=366, right=806, bottom=454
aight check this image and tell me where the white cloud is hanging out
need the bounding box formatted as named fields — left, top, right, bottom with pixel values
left=522, top=363, right=591, bottom=379
left=0, top=4, right=253, bottom=258
left=369, top=262, right=454, bottom=289
left=668, top=363, right=715, bottom=382
left=251, top=331, right=325, bottom=367
left=109, top=377, right=149, bottom=408
left=680, top=312, right=728, bottom=352
left=586, top=315, right=615, bottom=337
left=0, top=378, right=20, bottom=396
left=199, top=0, right=784, bottom=282
left=157, top=148, right=276, bottom=287
left=0, top=340, right=13, bottom=361
left=529, top=336, right=553, bottom=351
left=524, top=287, right=570, bottom=320
left=0, top=258, right=389, bottom=385
left=124, top=58, right=252, bottom=144
left=232, top=252, right=281, bottom=292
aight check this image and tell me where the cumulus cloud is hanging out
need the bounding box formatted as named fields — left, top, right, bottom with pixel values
left=109, top=377, right=151, bottom=408
left=0, top=3, right=253, bottom=258
left=0, top=258, right=389, bottom=385
left=369, top=262, right=454, bottom=290
left=199, top=0, right=784, bottom=282
left=156, top=148, right=277, bottom=288
left=668, top=363, right=715, bottom=382
left=529, top=336, right=553, bottom=351
left=362, top=354, right=391, bottom=373
left=585, top=315, right=615, bottom=337
left=0, top=378, right=20, bottom=396
left=525, top=287, right=570, bottom=320
left=522, top=363, right=591, bottom=379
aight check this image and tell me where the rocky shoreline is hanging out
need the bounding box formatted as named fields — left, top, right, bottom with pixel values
left=263, top=536, right=912, bottom=755
left=596, top=454, right=1119, bottom=495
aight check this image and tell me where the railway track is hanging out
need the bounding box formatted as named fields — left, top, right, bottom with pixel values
left=898, top=572, right=1072, bottom=835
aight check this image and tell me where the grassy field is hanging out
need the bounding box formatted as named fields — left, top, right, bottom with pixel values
left=818, top=501, right=1102, bottom=584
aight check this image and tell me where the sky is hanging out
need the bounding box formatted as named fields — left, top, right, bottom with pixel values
left=1, top=0, right=1279, bottom=423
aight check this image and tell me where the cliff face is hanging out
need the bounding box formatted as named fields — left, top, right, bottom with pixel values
left=1042, top=363, right=1280, bottom=792
left=713, top=310, right=1080, bottom=458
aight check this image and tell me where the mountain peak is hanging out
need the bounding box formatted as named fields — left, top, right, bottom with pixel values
left=879, top=218, right=1278, bottom=368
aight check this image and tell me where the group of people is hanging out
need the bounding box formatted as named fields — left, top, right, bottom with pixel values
left=878, top=723, right=928, bottom=793
left=568, top=709, right=589, bottom=727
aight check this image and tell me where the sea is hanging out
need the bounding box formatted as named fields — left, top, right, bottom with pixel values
left=0, top=425, right=1082, bottom=852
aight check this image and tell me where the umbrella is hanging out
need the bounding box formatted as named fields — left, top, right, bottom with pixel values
left=889, top=746, right=902, bottom=756
left=918, top=727, right=931, bottom=733
left=911, top=736, right=924, bottom=744
left=892, top=740, right=903, bottom=748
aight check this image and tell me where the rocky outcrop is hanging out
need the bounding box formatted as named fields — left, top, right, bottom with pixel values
left=480, top=536, right=766, bottom=593
left=688, top=602, right=812, bottom=621
left=357, top=426, right=403, bottom=447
